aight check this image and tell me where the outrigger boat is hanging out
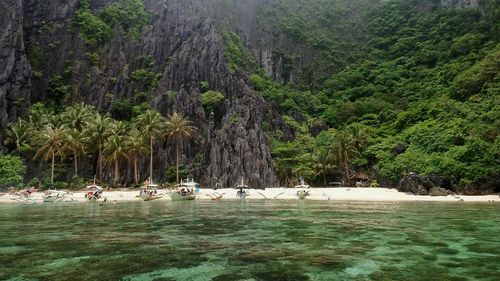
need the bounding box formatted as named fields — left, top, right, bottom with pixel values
left=170, top=178, right=198, bottom=201
left=295, top=178, right=310, bottom=199
left=43, top=190, right=66, bottom=203
left=139, top=179, right=163, bottom=201
left=85, top=178, right=104, bottom=201
left=206, top=192, right=225, bottom=200
left=236, top=178, right=249, bottom=199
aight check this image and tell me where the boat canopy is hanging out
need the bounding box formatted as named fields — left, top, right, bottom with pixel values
left=177, top=178, right=199, bottom=188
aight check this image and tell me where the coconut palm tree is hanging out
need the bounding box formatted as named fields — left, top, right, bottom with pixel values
left=33, top=125, right=67, bottom=187
left=348, top=123, right=368, bottom=153
left=65, top=128, right=88, bottom=178
left=312, top=147, right=336, bottom=186
left=4, top=119, right=32, bottom=154
left=88, top=114, right=112, bottom=180
left=61, top=103, right=94, bottom=131
left=331, top=130, right=359, bottom=187
left=165, top=112, right=195, bottom=184
left=103, top=133, right=128, bottom=185
left=125, top=127, right=149, bottom=185
left=135, top=110, right=164, bottom=183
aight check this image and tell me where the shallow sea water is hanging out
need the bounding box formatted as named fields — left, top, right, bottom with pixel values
left=0, top=200, right=499, bottom=281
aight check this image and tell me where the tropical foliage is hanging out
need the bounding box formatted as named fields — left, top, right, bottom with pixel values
left=255, top=0, right=499, bottom=188
left=2, top=103, right=195, bottom=188
left=0, top=155, right=26, bottom=188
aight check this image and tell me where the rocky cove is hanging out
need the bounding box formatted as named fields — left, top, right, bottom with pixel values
left=0, top=0, right=498, bottom=193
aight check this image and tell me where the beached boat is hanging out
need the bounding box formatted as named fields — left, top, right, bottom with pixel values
left=140, top=192, right=163, bottom=201
left=170, top=178, right=198, bottom=201
left=296, top=190, right=310, bottom=199
left=206, top=192, right=225, bottom=200
left=236, top=178, right=249, bottom=199
left=43, top=190, right=66, bottom=203
left=85, top=179, right=104, bottom=201
left=294, top=177, right=310, bottom=189
left=139, top=180, right=162, bottom=201
left=295, top=178, right=310, bottom=199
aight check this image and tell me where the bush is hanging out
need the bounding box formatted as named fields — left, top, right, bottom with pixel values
left=73, top=5, right=112, bottom=47
left=110, top=99, right=133, bottom=120
left=27, top=177, right=41, bottom=188
left=0, top=155, right=26, bottom=188
left=70, top=176, right=85, bottom=189
left=165, top=165, right=189, bottom=183
left=200, top=90, right=225, bottom=113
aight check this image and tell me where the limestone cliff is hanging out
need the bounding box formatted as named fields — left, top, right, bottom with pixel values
left=1, top=0, right=283, bottom=187
left=0, top=0, right=31, bottom=152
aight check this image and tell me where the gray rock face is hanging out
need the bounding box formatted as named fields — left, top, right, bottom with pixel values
left=0, top=0, right=31, bottom=149
left=398, top=173, right=429, bottom=195
left=0, top=0, right=282, bottom=187
left=430, top=186, right=449, bottom=196
left=398, top=173, right=453, bottom=195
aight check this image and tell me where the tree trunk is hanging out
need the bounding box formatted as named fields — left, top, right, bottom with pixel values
left=134, top=156, right=138, bottom=185
left=150, top=137, right=153, bottom=183
left=344, top=157, right=350, bottom=187
left=51, top=153, right=55, bottom=187
left=323, top=172, right=327, bottom=187
left=176, top=139, right=179, bottom=184
left=96, top=141, right=102, bottom=180
left=114, top=157, right=119, bottom=185
left=74, top=149, right=78, bottom=178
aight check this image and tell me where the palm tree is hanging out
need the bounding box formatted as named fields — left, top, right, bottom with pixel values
left=312, top=147, right=336, bottom=186
left=165, top=112, right=195, bottom=184
left=125, top=127, right=149, bottom=185
left=331, top=130, right=359, bottom=187
left=65, top=128, right=88, bottom=178
left=33, top=125, right=67, bottom=186
left=4, top=119, right=32, bottom=154
left=103, top=133, right=128, bottom=185
left=348, top=123, right=368, bottom=153
left=61, top=103, right=94, bottom=131
left=135, top=110, right=164, bottom=183
left=88, top=114, right=112, bottom=180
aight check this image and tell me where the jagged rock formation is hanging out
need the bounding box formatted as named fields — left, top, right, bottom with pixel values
left=0, top=0, right=283, bottom=187
left=0, top=0, right=31, bottom=152
left=398, top=173, right=453, bottom=195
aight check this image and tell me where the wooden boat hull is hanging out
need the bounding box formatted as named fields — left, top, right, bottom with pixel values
left=237, top=191, right=249, bottom=199
left=297, top=190, right=309, bottom=199
left=43, top=193, right=65, bottom=203
left=170, top=192, right=196, bottom=201
left=141, top=194, right=163, bottom=201
left=43, top=196, right=63, bottom=203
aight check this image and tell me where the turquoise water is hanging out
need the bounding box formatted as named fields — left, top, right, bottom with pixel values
left=1, top=200, right=499, bottom=281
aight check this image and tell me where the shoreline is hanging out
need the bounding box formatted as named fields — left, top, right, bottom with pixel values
left=0, top=187, right=498, bottom=204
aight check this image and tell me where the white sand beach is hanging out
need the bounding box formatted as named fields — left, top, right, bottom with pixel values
left=0, top=187, right=498, bottom=204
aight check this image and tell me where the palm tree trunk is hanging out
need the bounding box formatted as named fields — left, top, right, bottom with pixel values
left=51, top=153, right=55, bottom=187
left=344, top=158, right=350, bottom=187
left=114, top=157, right=120, bottom=185
left=323, top=172, right=327, bottom=187
left=74, top=149, right=78, bottom=178
left=150, top=137, right=153, bottom=183
left=134, top=156, right=138, bottom=185
left=176, top=139, right=179, bottom=184
left=97, top=141, right=102, bottom=180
